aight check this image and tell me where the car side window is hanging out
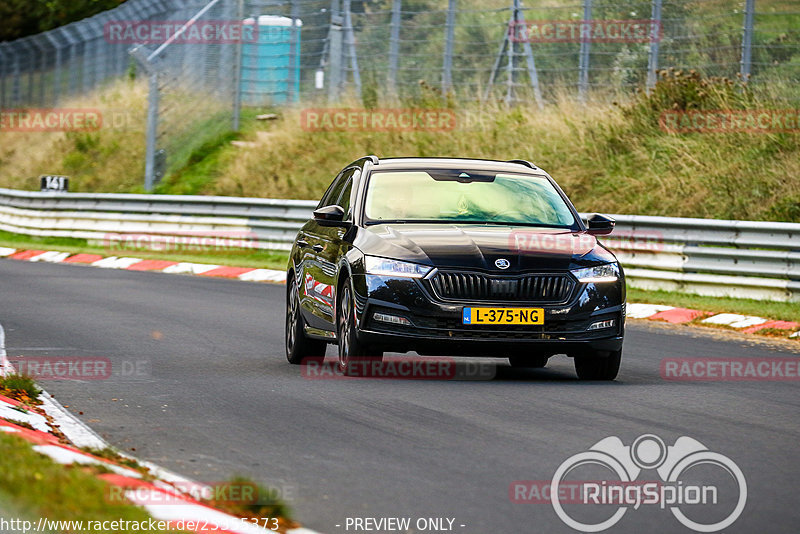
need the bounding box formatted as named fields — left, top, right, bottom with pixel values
left=318, top=169, right=350, bottom=208
left=335, top=169, right=360, bottom=219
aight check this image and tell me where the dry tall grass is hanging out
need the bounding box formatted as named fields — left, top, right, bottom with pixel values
left=1, top=75, right=797, bottom=222
left=0, top=79, right=149, bottom=192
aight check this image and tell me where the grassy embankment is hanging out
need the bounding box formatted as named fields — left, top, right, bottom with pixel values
left=0, top=72, right=798, bottom=321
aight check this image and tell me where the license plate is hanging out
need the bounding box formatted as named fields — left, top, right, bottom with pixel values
left=462, top=307, right=544, bottom=325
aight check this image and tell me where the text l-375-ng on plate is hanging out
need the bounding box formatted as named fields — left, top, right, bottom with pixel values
left=462, top=307, right=544, bottom=325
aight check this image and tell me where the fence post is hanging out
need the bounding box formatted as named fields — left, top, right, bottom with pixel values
left=63, top=27, right=81, bottom=97
left=232, top=0, right=244, bottom=130
left=442, top=0, right=456, bottom=95
left=505, top=6, right=514, bottom=104
left=328, top=0, right=343, bottom=102
left=287, top=0, right=300, bottom=104
left=578, top=0, right=592, bottom=102
left=31, top=37, right=48, bottom=106
left=343, top=0, right=362, bottom=98
left=740, top=0, right=755, bottom=81
left=45, top=33, right=63, bottom=105
left=18, top=41, right=35, bottom=104
left=0, top=44, right=7, bottom=108
left=515, top=0, right=543, bottom=108
left=73, top=24, right=93, bottom=94
left=388, top=0, right=401, bottom=96
left=90, top=26, right=104, bottom=91
left=11, top=44, right=21, bottom=105
left=144, top=71, right=160, bottom=192
left=646, top=0, right=662, bottom=91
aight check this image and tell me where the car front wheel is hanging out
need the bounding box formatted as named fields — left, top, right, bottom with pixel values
left=286, top=275, right=327, bottom=364
left=574, top=349, right=621, bottom=380
left=337, top=281, right=382, bottom=375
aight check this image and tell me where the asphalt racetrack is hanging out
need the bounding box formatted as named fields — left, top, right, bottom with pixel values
left=1, top=259, right=798, bottom=533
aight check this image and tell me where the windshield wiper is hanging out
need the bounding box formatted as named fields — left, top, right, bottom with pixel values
left=364, top=219, right=573, bottom=229
left=458, top=221, right=573, bottom=229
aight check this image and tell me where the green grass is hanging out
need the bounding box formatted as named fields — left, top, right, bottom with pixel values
left=0, top=374, right=41, bottom=404
left=0, top=230, right=291, bottom=271
left=0, top=374, right=41, bottom=399
left=627, top=286, right=800, bottom=323
left=206, top=476, right=296, bottom=531
left=0, top=432, right=189, bottom=533
left=154, top=130, right=240, bottom=195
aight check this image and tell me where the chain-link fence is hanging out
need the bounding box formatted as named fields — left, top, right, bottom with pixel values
left=1, top=0, right=799, bottom=188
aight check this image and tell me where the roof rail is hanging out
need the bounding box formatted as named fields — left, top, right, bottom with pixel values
left=348, top=155, right=379, bottom=169
left=506, top=159, right=537, bottom=169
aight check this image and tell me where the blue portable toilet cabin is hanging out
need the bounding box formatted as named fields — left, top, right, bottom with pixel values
left=241, top=15, right=302, bottom=105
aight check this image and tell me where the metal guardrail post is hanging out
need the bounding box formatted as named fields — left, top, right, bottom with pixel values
left=740, top=0, right=756, bottom=81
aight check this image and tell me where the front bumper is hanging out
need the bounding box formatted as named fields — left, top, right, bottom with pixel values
left=352, top=272, right=625, bottom=356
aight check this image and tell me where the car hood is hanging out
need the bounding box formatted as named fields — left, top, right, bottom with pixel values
left=355, top=223, right=615, bottom=271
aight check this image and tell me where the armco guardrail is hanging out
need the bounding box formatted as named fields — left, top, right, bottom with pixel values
left=0, top=188, right=316, bottom=252
left=1, top=188, right=798, bottom=301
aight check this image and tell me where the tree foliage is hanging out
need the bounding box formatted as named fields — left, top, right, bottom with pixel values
left=0, top=0, right=126, bottom=42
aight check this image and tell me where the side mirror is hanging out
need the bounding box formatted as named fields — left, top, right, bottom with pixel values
left=586, top=213, right=615, bottom=235
left=313, top=204, right=347, bottom=226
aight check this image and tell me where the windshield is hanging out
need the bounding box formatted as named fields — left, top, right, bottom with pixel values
left=364, top=170, right=578, bottom=227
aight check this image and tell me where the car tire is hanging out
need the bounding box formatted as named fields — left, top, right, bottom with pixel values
left=337, top=281, right=382, bottom=375
left=508, top=354, right=549, bottom=368
left=574, top=349, right=622, bottom=380
left=286, top=275, right=327, bottom=365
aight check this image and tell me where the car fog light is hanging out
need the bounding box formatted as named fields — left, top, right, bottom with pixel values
left=374, top=312, right=412, bottom=326
left=587, top=319, right=615, bottom=330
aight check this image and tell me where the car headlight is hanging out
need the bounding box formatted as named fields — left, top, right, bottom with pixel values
left=364, top=255, right=432, bottom=279
left=571, top=263, right=619, bottom=283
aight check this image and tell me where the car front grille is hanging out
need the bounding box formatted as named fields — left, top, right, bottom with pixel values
left=427, top=271, right=576, bottom=303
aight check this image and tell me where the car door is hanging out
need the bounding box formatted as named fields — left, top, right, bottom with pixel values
left=300, top=168, right=356, bottom=331
left=296, top=169, right=347, bottom=330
